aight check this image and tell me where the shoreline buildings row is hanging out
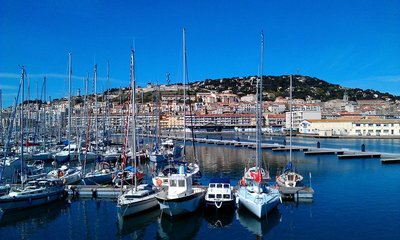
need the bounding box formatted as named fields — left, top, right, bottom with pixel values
left=2, top=82, right=400, bottom=141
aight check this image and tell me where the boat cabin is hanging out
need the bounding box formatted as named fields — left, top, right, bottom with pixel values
left=167, top=174, right=193, bottom=198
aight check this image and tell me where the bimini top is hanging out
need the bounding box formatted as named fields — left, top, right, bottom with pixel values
left=209, top=177, right=230, bottom=184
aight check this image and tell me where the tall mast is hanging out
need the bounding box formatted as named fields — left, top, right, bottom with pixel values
left=106, top=61, right=110, bottom=143
left=289, top=74, right=293, bottom=163
left=94, top=64, right=98, bottom=154
left=68, top=53, right=72, bottom=155
left=130, top=49, right=137, bottom=190
left=182, top=28, right=187, bottom=155
left=20, top=66, right=25, bottom=186
left=256, top=31, right=264, bottom=168
left=43, top=77, right=47, bottom=150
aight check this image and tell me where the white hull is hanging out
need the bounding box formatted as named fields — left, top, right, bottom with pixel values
left=117, top=193, right=158, bottom=217
left=237, top=187, right=280, bottom=218
left=156, top=189, right=205, bottom=217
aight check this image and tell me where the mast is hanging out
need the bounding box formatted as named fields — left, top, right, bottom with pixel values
left=43, top=77, right=47, bottom=151
left=130, top=49, right=137, bottom=190
left=106, top=61, right=110, bottom=144
left=94, top=64, right=98, bottom=155
left=256, top=31, right=264, bottom=170
left=68, top=53, right=72, bottom=155
left=182, top=28, right=187, bottom=156
left=20, top=66, right=25, bottom=186
left=289, top=74, right=293, bottom=164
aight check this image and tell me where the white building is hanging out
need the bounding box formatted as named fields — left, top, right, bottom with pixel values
left=299, top=119, right=400, bottom=136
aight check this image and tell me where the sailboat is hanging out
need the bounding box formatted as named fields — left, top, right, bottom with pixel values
left=48, top=53, right=83, bottom=184
left=276, top=75, right=304, bottom=187
left=0, top=67, right=66, bottom=213
left=155, top=28, right=206, bottom=217
left=236, top=32, right=281, bottom=219
left=116, top=49, right=159, bottom=218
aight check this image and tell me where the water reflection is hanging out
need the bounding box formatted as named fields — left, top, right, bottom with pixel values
left=0, top=199, right=69, bottom=240
left=0, top=199, right=68, bottom=226
left=157, top=210, right=203, bottom=239
left=117, top=208, right=160, bottom=238
left=236, top=207, right=281, bottom=237
left=204, top=207, right=235, bottom=228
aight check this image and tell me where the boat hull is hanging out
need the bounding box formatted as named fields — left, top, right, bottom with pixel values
left=117, top=194, right=159, bottom=217
left=205, top=199, right=235, bottom=210
left=81, top=172, right=113, bottom=185
left=237, top=187, right=280, bottom=218
left=156, top=189, right=205, bottom=217
left=0, top=189, right=66, bottom=212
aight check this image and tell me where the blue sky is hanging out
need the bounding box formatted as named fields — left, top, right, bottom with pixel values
left=1, top=0, right=399, bottom=107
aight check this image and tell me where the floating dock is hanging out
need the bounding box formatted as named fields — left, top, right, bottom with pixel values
left=305, top=150, right=345, bottom=155
left=380, top=158, right=400, bottom=164
left=272, top=147, right=308, bottom=152
left=338, top=153, right=381, bottom=159
left=278, top=186, right=314, bottom=201
left=66, top=185, right=123, bottom=199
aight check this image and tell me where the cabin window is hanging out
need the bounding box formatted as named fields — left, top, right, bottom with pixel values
left=217, top=184, right=222, bottom=188
left=216, top=194, right=222, bottom=199
left=209, top=194, right=215, bottom=198
left=223, top=194, right=230, bottom=199
left=224, top=184, right=229, bottom=188
left=178, top=180, right=185, bottom=187
left=210, top=183, right=215, bottom=188
left=170, top=180, right=177, bottom=187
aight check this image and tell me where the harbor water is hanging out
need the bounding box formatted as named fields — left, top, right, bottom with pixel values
left=1, top=135, right=400, bottom=239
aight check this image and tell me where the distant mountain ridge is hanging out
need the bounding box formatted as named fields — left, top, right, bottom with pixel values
left=189, top=75, right=399, bottom=102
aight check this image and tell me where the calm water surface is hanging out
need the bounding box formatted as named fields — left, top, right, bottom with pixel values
left=1, top=136, right=400, bottom=239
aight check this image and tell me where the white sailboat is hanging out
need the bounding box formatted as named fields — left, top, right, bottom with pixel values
left=155, top=28, right=205, bottom=217
left=276, top=75, right=304, bottom=187
left=237, top=32, right=280, bottom=218
left=0, top=67, right=66, bottom=213
left=50, top=53, right=83, bottom=184
left=117, top=49, right=159, bottom=218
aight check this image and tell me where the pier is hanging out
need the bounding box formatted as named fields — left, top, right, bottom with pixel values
left=166, top=135, right=397, bottom=161
left=380, top=158, right=400, bottom=164
left=278, top=186, right=315, bottom=201
left=66, top=185, right=122, bottom=199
